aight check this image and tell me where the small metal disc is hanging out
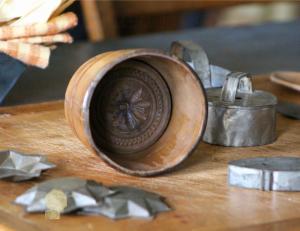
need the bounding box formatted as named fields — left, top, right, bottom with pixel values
left=228, top=157, right=300, bottom=191
left=90, top=60, right=172, bottom=154
left=276, top=101, right=300, bottom=120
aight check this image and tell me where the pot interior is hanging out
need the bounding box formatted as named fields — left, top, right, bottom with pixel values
left=89, top=54, right=206, bottom=175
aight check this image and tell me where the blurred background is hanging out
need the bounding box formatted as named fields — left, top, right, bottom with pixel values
left=3, top=0, right=300, bottom=106
left=67, top=0, right=300, bottom=41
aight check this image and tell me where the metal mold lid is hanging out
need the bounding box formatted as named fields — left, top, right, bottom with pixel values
left=90, top=60, right=172, bottom=154
left=207, top=72, right=277, bottom=109
left=228, top=157, right=300, bottom=191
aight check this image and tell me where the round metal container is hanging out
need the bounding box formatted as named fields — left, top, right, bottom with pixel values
left=203, top=72, right=277, bottom=147
left=228, top=157, right=300, bottom=191
left=65, top=49, right=207, bottom=176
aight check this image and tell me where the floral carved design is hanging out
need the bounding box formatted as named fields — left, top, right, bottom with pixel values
left=112, top=88, right=151, bottom=131
left=95, top=63, right=171, bottom=154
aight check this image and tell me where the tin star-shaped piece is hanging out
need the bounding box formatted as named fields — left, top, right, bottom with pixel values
left=15, top=178, right=171, bottom=219
left=80, top=186, right=171, bottom=219
left=15, top=177, right=115, bottom=213
left=0, top=150, right=55, bottom=181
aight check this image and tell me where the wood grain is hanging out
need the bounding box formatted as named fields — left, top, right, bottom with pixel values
left=80, top=0, right=117, bottom=41
left=80, top=0, right=274, bottom=41
left=113, top=0, right=273, bottom=17
left=65, top=49, right=207, bottom=176
left=0, top=75, right=300, bottom=230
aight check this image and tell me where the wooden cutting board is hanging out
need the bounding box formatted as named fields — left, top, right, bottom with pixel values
left=0, top=75, right=300, bottom=231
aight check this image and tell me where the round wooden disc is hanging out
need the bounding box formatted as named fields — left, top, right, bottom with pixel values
left=90, top=60, right=172, bottom=154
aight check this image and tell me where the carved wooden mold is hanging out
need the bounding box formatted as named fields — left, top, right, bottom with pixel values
left=65, top=49, right=207, bottom=176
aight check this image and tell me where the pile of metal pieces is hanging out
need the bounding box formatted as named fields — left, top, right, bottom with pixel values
left=0, top=150, right=170, bottom=219
left=15, top=177, right=171, bottom=219
left=171, top=41, right=300, bottom=192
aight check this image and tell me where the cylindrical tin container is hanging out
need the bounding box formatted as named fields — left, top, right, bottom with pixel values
left=65, top=49, right=207, bottom=176
left=203, top=72, right=277, bottom=147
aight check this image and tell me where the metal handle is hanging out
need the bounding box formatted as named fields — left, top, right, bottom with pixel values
left=169, top=41, right=232, bottom=88
left=169, top=41, right=211, bottom=88
left=221, top=72, right=253, bottom=103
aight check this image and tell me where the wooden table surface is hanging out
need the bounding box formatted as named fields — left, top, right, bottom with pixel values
left=0, top=75, right=300, bottom=231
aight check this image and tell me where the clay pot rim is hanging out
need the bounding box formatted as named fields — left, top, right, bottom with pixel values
left=82, top=49, right=207, bottom=176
